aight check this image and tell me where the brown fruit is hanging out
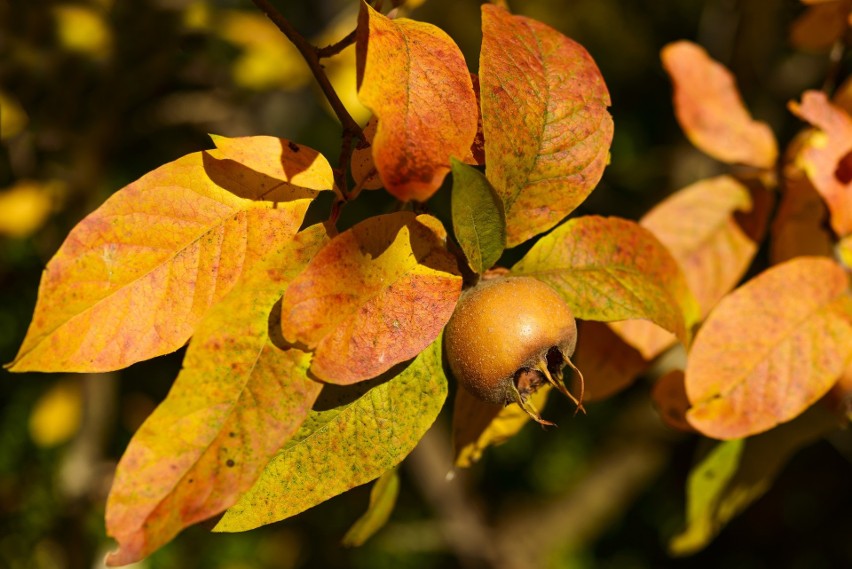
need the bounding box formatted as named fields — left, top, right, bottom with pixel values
left=444, top=276, right=584, bottom=424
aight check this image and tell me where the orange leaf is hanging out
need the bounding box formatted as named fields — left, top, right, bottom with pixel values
left=640, top=176, right=757, bottom=317
left=281, top=212, right=461, bottom=384
left=480, top=4, right=613, bottom=247
left=789, top=90, right=852, bottom=236
left=355, top=2, right=477, bottom=202
left=662, top=41, right=777, bottom=169
left=8, top=136, right=332, bottom=373
left=104, top=224, right=328, bottom=566
left=350, top=116, right=383, bottom=191
left=686, top=257, right=852, bottom=439
left=571, top=321, right=648, bottom=401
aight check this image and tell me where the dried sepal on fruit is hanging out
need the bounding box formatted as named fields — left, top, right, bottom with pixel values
left=443, top=276, right=584, bottom=425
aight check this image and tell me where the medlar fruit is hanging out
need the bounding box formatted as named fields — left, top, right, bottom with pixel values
left=444, top=276, right=584, bottom=425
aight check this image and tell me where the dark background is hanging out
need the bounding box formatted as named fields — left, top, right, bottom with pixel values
left=1, top=1, right=850, bottom=568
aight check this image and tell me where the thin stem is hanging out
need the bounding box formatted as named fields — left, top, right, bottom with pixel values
left=249, top=0, right=363, bottom=198
left=316, top=29, right=357, bottom=59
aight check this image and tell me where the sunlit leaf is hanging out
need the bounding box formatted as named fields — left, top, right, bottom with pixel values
left=53, top=4, right=112, bottom=59
left=104, top=224, right=328, bottom=566
left=341, top=468, right=400, bottom=547
left=356, top=1, right=478, bottom=201
left=789, top=90, right=852, bottom=236
left=28, top=378, right=82, bottom=448
left=214, top=336, right=447, bottom=532
left=662, top=41, right=777, bottom=169
left=8, top=136, right=331, bottom=373
left=512, top=216, right=700, bottom=343
left=0, top=180, right=63, bottom=238
left=686, top=257, right=852, bottom=439
left=670, top=406, right=841, bottom=555
left=218, top=10, right=311, bottom=91
left=571, top=321, right=649, bottom=401
left=480, top=4, right=613, bottom=247
left=451, top=159, right=506, bottom=274
left=281, top=212, right=461, bottom=384
left=453, top=385, right=551, bottom=468
left=652, top=370, right=694, bottom=433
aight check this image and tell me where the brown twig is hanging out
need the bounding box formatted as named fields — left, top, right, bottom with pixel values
left=249, top=0, right=363, bottom=198
left=316, top=29, right=357, bottom=59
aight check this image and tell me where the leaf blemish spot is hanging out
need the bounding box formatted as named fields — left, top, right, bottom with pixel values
left=226, top=459, right=235, bottom=468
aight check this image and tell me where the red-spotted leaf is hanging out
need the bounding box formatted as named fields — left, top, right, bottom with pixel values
left=662, top=41, right=778, bottom=169
left=213, top=336, right=447, bottom=532
left=8, top=136, right=332, bottom=373
left=480, top=4, right=613, bottom=247
left=512, top=216, right=700, bottom=342
left=789, top=90, right=852, bottom=236
left=355, top=2, right=477, bottom=201
left=686, top=257, right=852, bottom=439
left=281, top=212, right=461, bottom=384
left=105, top=224, right=328, bottom=566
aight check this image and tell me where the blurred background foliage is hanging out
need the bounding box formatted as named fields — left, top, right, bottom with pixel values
left=1, top=0, right=851, bottom=568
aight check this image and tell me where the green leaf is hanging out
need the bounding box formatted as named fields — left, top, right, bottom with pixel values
left=670, top=406, right=841, bottom=556
left=512, top=216, right=699, bottom=342
left=213, top=336, right=448, bottom=532
left=341, top=468, right=400, bottom=547
left=450, top=158, right=506, bottom=274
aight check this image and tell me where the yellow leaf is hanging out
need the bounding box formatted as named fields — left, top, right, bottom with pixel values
left=0, top=180, right=61, bottom=238
left=29, top=379, right=82, bottom=447
left=53, top=5, right=113, bottom=59
left=0, top=91, right=28, bottom=140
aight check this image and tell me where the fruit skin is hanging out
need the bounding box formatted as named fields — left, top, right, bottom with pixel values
left=444, top=276, right=578, bottom=408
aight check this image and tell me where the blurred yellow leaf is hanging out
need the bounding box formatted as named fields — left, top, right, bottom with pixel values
left=0, top=91, right=28, bottom=140
left=341, top=469, right=400, bottom=546
left=29, top=379, right=82, bottom=447
left=0, top=180, right=61, bottom=238
left=183, top=0, right=213, bottom=32
left=218, top=11, right=310, bottom=91
left=53, top=5, right=112, bottom=59
left=314, top=13, right=372, bottom=125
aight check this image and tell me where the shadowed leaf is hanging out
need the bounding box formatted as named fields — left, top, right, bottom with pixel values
left=789, top=90, right=852, bottom=236
left=571, top=321, right=649, bottom=401
left=790, top=0, right=852, bottom=53
left=480, top=4, right=613, bottom=247
left=8, top=136, right=331, bottom=373
left=686, top=257, right=852, bottom=439
left=342, top=469, right=400, bottom=547
left=662, top=41, right=777, bottom=169
left=670, top=406, right=841, bottom=555
left=281, top=212, right=461, bottom=384
left=451, top=159, right=506, bottom=274
left=105, top=224, right=328, bottom=566
left=652, top=370, right=694, bottom=433
left=356, top=1, right=477, bottom=201
left=213, top=336, right=447, bottom=532
left=512, top=216, right=699, bottom=343
left=453, top=385, right=551, bottom=468
left=350, top=116, right=383, bottom=191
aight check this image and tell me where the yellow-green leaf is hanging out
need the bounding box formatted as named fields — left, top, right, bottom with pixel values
left=512, top=216, right=699, bottom=342
left=281, top=212, right=461, bottom=384
left=105, top=224, right=328, bottom=566
left=686, top=257, right=852, bottom=439
left=480, top=4, right=613, bottom=247
left=451, top=159, right=506, bottom=274
left=341, top=468, right=400, bottom=547
left=356, top=1, right=478, bottom=202
left=453, top=385, right=551, bottom=468
left=213, top=336, right=447, bottom=532
left=8, top=136, right=330, bottom=373
left=670, top=406, right=841, bottom=555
